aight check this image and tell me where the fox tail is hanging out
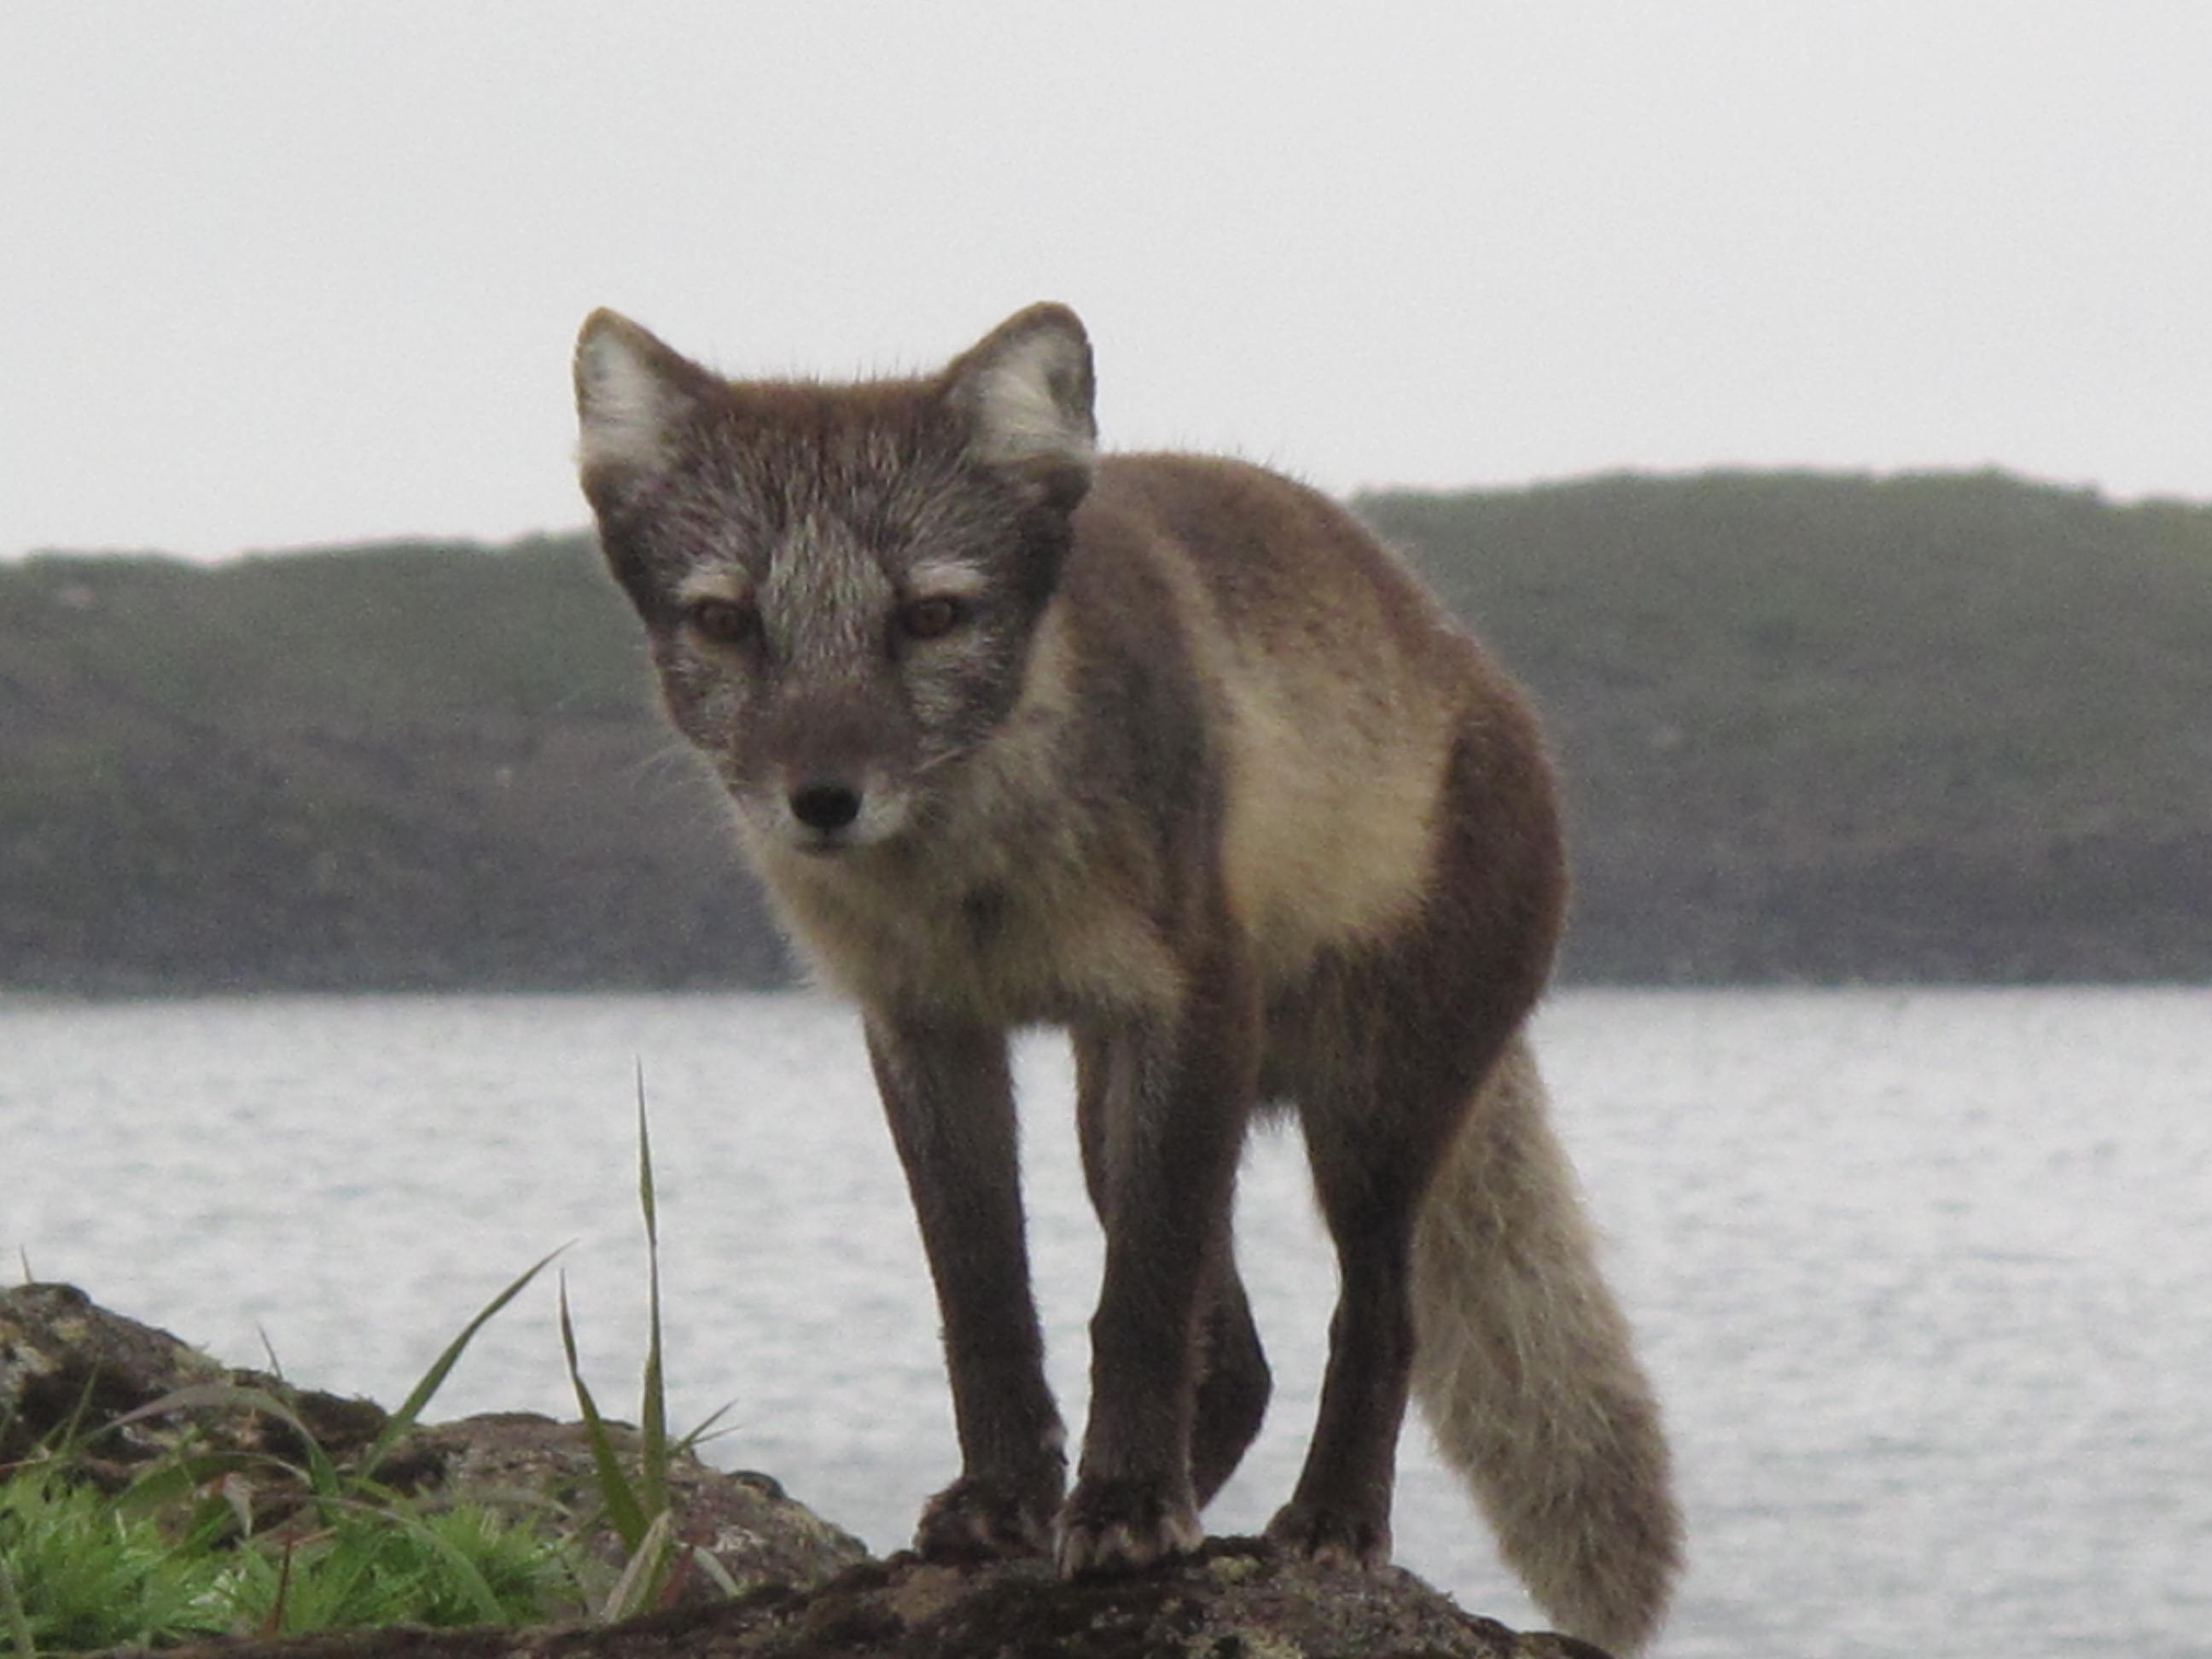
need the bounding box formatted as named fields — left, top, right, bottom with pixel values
left=1409, top=1033, right=1683, bottom=1655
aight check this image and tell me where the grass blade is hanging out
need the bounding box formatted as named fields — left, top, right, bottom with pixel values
left=0, top=1551, right=32, bottom=1659
left=671, top=1400, right=737, bottom=1458
left=114, top=1382, right=344, bottom=1499
left=363, top=1247, right=565, bottom=1478
left=634, top=1066, right=668, bottom=1522
left=599, top=1507, right=675, bottom=1623
left=557, top=1277, right=646, bottom=1551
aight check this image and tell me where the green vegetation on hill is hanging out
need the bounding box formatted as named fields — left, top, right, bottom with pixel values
left=1359, top=471, right=2212, bottom=980
left=3, top=470, right=2206, bottom=992
left=0, top=536, right=785, bottom=993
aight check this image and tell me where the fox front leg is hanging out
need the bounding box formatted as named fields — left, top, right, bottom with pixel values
left=865, top=1011, right=1066, bottom=1557
left=1057, top=953, right=1260, bottom=1574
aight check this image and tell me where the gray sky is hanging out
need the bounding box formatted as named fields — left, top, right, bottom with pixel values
left=6, top=1, right=2209, bottom=560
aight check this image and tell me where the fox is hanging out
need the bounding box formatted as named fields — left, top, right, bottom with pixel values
left=572, top=303, right=1682, bottom=1652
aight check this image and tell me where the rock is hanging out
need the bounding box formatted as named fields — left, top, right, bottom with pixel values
left=721, top=1541, right=1612, bottom=1658
left=1, top=1281, right=275, bottom=1471
left=0, top=1283, right=865, bottom=1597
left=145, top=1543, right=1607, bottom=1659
left=397, top=1413, right=869, bottom=1598
left=3, top=1286, right=1606, bottom=1656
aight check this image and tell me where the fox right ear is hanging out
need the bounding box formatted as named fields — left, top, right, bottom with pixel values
left=946, top=303, right=1097, bottom=509
left=574, top=310, right=707, bottom=491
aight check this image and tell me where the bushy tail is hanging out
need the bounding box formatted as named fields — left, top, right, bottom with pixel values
left=1410, top=1034, right=1682, bottom=1655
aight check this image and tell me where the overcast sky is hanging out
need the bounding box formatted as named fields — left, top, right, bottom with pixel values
left=5, top=2, right=2209, bottom=560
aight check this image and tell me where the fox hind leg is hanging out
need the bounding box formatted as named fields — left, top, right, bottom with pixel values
left=1071, top=1028, right=1272, bottom=1515
left=1190, top=1266, right=1271, bottom=1505
left=1266, top=1018, right=1506, bottom=1567
left=1059, top=962, right=1261, bottom=1574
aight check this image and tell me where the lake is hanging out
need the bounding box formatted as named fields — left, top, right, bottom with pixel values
left=3, top=987, right=2207, bottom=1656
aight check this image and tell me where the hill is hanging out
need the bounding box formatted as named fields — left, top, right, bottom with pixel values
left=0, top=537, right=784, bottom=992
left=1360, top=471, right=2212, bottom=979
left=3, top=470, right=2206, bottom=992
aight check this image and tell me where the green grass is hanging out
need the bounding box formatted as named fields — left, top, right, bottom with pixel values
left=0, top=1479, right=577, bottom=1648
left=217, top=1502, right=579, bottom=1634
left=0, top=1476, right=230, bottom=1650
left=0, top=1254, right=589, bottom=1654
left=1, top=1089, right=740, bottom=1652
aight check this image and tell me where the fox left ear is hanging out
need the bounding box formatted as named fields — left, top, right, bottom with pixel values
left=946, top=303, right=1096, bottom=509
left=574, top=309, right=713, bottom=499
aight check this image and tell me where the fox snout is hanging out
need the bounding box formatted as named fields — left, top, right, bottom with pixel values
left=789, top=779, right=863, bottom=835
left=751, top=761, right=914, bottom=853
left=709, top=678, right=925, bottom=853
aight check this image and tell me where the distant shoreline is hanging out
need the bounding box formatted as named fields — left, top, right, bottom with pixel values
left=7, top=471, right=2209, bottom=991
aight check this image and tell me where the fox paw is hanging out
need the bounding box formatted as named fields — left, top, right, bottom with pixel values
left=1054, top=1476, right=1203, bottom=1576
left=914, top=1476, right=1055, bottom=1561
left=1265, top=1499, right=1389, bottom=1569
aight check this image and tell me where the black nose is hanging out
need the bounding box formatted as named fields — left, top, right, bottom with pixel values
left=789, top=781, right=863, bottom=833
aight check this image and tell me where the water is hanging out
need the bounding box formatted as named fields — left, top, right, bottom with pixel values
left=3, top=987, right=2206, bottom=1656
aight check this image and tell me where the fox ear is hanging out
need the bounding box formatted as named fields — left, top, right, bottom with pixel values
left=574, top=309, right=708, bottom=491
left=946, top=303, right=1096, bottom=507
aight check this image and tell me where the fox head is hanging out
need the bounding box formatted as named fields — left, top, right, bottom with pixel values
left=574, top=304, right=1096, bottom=856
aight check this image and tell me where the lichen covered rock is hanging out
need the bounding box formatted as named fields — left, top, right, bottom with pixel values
left=2, top=1286, right=1607, bottom=1656
left=0, top=1283, right=864, bottom=1598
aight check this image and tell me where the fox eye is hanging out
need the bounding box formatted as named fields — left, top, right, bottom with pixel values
left=899, top=596, right=966, bottom=641
left=684, top=597, right=757, bottom=645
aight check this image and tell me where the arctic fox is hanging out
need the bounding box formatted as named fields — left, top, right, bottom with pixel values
left=573, top=304, right=1681, bottom=1651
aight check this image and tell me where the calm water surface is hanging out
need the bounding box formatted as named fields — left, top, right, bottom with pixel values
left=3, top=987, right=2207, bottom=1657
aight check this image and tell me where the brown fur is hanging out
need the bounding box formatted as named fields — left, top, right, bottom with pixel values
left=573, top=303, right=1682, bottom=1650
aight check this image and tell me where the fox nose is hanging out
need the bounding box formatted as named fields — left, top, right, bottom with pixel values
left=789, top=781, right=863, bottom=834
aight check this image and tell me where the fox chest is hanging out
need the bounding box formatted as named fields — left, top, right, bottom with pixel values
left=758, top=845, right=1182, bottom=1025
